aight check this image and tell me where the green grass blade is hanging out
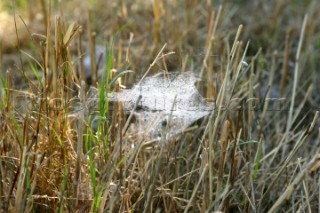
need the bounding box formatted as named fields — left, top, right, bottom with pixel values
left=253, top=141, right=262, bottom=180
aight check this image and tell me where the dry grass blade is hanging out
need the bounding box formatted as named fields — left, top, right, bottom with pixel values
left=261, top=111, right=319, bottom=204
left=267, top=153, right=319, bottom=213
left=287, top=14, right=308, bottom=130
left=63, top=22, right=81, bottom=46
left=184, top=165, right=207, bottom=213
left=139, top=43, right=167, bottom=84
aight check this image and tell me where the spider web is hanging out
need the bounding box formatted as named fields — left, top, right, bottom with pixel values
left=108, top=71, right=214, bottom=140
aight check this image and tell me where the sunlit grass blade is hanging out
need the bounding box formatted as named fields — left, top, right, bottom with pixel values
left=107, top=69, right=133, bottom=89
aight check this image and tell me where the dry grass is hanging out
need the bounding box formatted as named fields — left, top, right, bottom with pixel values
left=0, top=0, right=320, bottom=212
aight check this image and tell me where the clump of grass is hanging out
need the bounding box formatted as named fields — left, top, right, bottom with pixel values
left=0, top=0, right=320, bottom=212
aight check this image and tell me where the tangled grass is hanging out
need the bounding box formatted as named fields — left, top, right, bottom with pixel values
left=0, top=0, right=319, bottom=212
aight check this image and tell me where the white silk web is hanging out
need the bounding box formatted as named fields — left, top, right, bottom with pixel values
left=107, top=71, right=213, bottom=140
